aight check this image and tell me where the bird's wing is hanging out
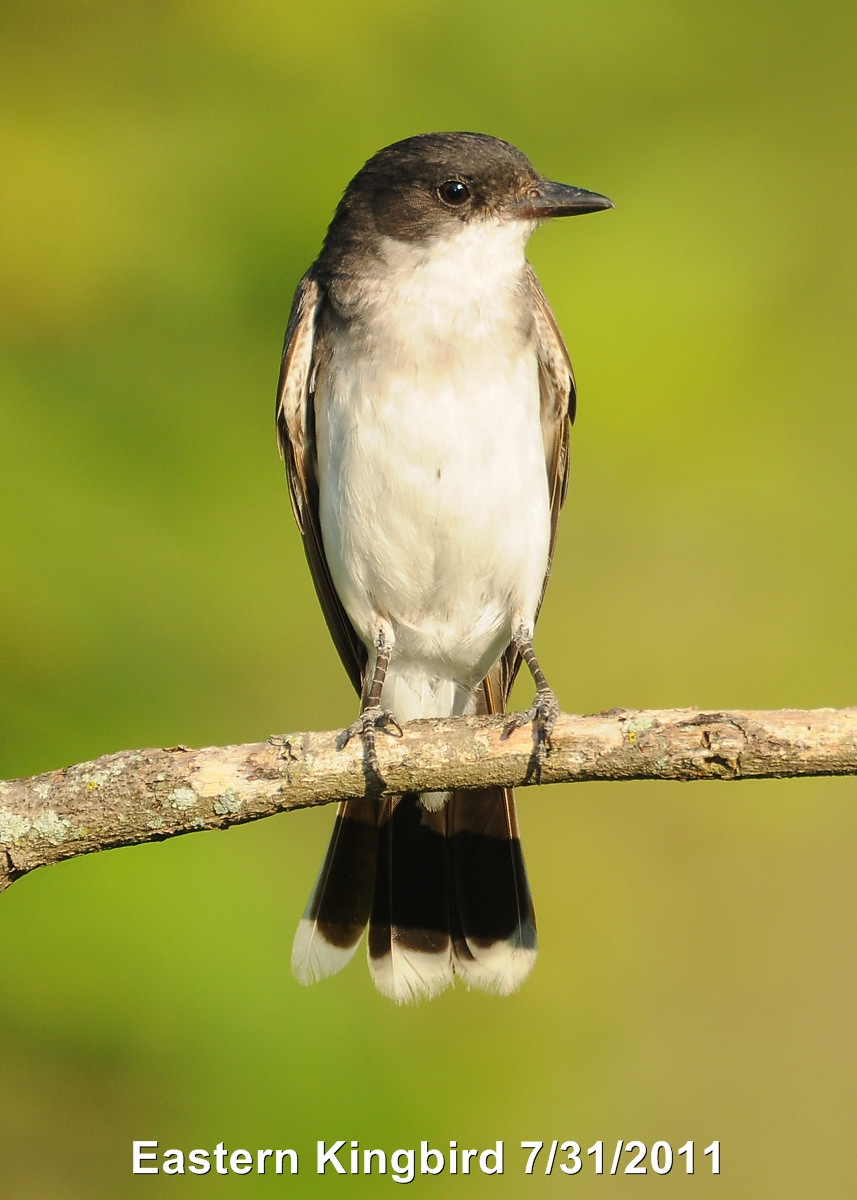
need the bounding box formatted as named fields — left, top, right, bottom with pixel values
left=497, top=265, right=577, bottom=702
left=275, top=270, right=367, bottom=695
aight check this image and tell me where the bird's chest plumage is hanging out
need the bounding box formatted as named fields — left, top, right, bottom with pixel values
left=315, top=224, right=552, bottom=689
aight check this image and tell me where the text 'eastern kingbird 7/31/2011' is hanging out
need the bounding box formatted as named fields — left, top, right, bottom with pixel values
left=275, top=132, right=613, bottom=1002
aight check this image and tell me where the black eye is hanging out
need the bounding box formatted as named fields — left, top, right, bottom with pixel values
left=437, top=179, right=470, bottom=206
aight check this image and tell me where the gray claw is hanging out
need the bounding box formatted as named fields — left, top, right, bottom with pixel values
left=338, top=705, right=402, bottom=778
left=503, top=686, right=560, bottom=773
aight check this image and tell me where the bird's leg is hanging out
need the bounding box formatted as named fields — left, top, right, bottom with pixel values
left=339, top=623, right=402, bottom=779
left=503, top=623, right=560, bottom=773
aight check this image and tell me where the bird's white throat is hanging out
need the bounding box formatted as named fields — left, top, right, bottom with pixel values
left=368, top=217, right=539, bottom=346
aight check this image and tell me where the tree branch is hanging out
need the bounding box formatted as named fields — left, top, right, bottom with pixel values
left=2, top=706, right=855, bottom=893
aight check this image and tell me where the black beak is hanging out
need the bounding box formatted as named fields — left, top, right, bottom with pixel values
left=513, top=179, right=614, bottom=220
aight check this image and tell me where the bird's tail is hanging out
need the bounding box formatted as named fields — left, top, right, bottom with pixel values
left=291, top=786, right=536, bottom=1003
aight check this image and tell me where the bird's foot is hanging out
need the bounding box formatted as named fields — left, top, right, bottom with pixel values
left=338, top=706, right=403, bottom=779
left=503, top=685, right=560, bottom=776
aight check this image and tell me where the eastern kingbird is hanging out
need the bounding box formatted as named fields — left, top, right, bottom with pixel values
left=276, top=132, right=612, bottom=1002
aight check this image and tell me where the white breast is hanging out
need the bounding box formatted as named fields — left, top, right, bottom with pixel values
left=316, top=218, right=551, bottom=719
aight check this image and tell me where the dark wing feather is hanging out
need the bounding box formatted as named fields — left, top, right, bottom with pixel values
left=275, top=270, right=367, bottom=695
left=498, top=265, right=577, bottom=700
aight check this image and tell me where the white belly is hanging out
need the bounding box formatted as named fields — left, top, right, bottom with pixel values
left=315, top=221, right=552, bottom=719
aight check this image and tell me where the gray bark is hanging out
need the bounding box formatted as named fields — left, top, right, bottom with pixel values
left=2, top=706, right=855, bottom=892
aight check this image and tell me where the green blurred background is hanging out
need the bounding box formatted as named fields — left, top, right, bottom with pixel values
left=2, top=0, right=857, bottom=1194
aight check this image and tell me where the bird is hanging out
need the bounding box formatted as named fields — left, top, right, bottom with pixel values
left=276, top=132, right=612, bottom=1002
